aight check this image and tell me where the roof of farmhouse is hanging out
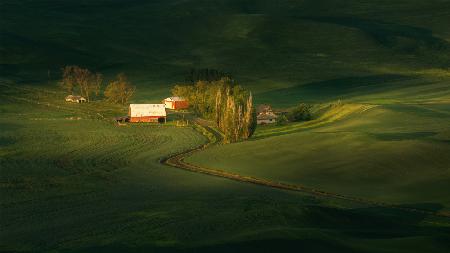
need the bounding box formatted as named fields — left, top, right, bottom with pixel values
left=165, top=96, right=186, bottom=101
left=129, top=104, right=167, bottom=117
left=257, top=104, right=273, bottom=114
left=65, top=95, right=85, bottom=100
left=257, top=113, right=278, bottom=120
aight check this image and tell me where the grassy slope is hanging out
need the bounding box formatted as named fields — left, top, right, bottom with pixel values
left=1, top=0, right=450, bottom=252
left=188, top=102, right=450, bottom=208
left=4, top=86, right=450, bottom=253
left=1, top=0, right=450, bottom=94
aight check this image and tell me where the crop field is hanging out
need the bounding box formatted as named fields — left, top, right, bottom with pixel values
left=2, top=0, right=450, bottom=252
left=2, top=0, right=450, bottom=90
left=187, top=101, right=450, bottom=209
left=4, top=84, right=450, bottom=253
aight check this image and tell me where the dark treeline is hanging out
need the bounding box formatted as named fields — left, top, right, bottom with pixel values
left=172, top=78, right=256, bottom=143
left=185, top=68, right=233, bottom=83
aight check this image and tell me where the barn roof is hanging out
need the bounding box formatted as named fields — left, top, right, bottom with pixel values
left=129, top=104, right=167, bottom=117
left=165, top=96, right=186, bottom=101
left=65, top=95, right=85, bottom=100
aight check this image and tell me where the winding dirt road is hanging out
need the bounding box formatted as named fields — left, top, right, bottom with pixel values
left=162, top=118, right=450, bottom=219
left=5, top=82, right=448, bottom=218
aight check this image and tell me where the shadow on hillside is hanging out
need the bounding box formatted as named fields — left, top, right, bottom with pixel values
left=4, top=201, right=447, bottom=253
left=298, top=16, right=450, bottom=54
left=258, top=74, right=415, bottom=105
left=371, top=131, right=437, bottom=141
left=59, top=238, right=358, bottom=253
left=48, top=203, right=447, bottom=253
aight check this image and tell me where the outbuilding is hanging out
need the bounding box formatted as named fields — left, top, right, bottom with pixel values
left=128, top=104, right=167, bottom=123
left=163, top=97, right=189, bottom=110
left=257, top=113, right=278, bottom=124
left=65, top=95, right=87, bottom=103
left=256, top=104, right=278, bottom=125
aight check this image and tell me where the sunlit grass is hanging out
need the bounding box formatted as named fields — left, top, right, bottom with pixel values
left=254, top=103, right=377, bottom=138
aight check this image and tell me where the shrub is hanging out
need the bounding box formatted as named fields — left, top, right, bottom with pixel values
left=287, top=103, right=312, bottom=122
left=331, top=99, right=343, bottom=108
left=276, top=115, right=288, bottom=125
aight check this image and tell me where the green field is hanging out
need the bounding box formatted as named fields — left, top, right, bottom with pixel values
left=187, top=101, right=450, bottom=208
left=1, top=0, right=450, bottom=252
left=4, top=86, right=450, bottom=253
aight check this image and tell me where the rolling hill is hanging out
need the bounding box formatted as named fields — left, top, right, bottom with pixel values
left=1, top=0, right=450, bottom=252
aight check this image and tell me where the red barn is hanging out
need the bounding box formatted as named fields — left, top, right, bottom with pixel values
left=128, top=104, right=167, bottom=123
left=163, top=97, right=189, bottom=110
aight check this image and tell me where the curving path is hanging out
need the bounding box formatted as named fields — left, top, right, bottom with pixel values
left=162, top=118, right=450, bottom=219
left=4, top=83, right=449, bottom=219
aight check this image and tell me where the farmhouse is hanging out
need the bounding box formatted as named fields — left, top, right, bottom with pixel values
left=257, top=113, right=278, bottom=124
left=257, top=104, right=278, bottom=125
left=163, top=97, right=189, bottom=110
left=128, top=104, right=167, bottom=123
left=65, top=95, right=86, bottom=103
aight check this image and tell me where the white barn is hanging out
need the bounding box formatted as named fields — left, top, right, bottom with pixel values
left=128, top=104, right=167, bottom=123
left=65, top=95, right=86, bottom=103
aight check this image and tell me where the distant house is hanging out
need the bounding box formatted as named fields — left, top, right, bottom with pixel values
left=163, top=97, right=189, bottom=110
left=128, top=104, right=167, bottom=123
left=257, top=113, right=278, bottom=124
left=257, top=104, right=278, bottom=125
left=65, top=95, right=86, bottom=103
left=257, top=104, right=272, bottom=114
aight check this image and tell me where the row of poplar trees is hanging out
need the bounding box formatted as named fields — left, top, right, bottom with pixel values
left=172, top=78, right=256, bottom=143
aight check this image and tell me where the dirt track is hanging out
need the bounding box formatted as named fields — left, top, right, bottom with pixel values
left=4, top=82, right=448, bottom=219
left=162, top=118, right=450, bottom=219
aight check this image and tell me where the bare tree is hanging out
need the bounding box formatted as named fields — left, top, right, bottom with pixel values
left=104, top=73, right=136, bottom=105
left=59, top=66, right=104, bottom=102
left=92, top=73, right=103, bottom=97
left=73, top=67, right=91, bottom=101
left=59, top=66, right=76, bottom=94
